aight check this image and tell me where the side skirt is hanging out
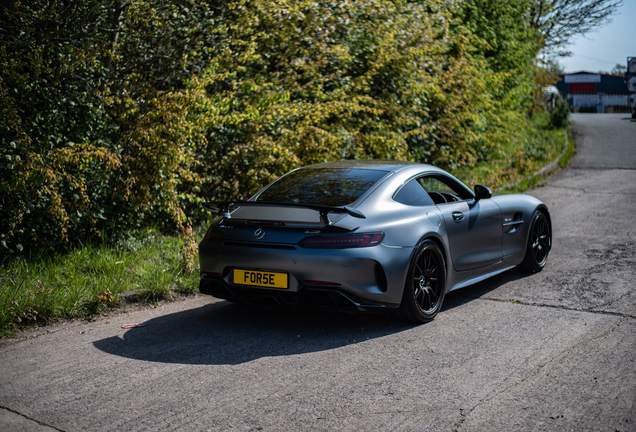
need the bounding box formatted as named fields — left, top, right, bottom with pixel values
left=449, top=265, right=516, bottom=292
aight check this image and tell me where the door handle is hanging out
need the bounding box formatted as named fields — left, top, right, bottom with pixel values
left=452, top=211, right=464, bottom=221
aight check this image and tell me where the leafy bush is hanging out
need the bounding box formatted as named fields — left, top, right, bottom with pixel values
left=0, top=0, right=217, bottom=256
left=1, top=0, right=550, bottom=259
left=550, top=98, right=571, bottom=129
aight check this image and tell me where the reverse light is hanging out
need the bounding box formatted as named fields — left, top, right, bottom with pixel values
left=305, top=280, right=341, bottom=286
left=298, top=233, right=384, bottom=249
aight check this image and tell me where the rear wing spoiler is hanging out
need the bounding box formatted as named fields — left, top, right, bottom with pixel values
left=202, top=201, right=366, bottom=219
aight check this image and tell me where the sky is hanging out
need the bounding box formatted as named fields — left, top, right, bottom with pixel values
left=559, top=1, right=636, bottom=74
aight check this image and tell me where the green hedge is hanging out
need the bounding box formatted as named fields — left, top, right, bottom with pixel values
left=1, top=0, right=545, bottom=258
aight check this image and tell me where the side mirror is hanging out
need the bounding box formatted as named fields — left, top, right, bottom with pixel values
left=474, top=184, right=492, bottom=201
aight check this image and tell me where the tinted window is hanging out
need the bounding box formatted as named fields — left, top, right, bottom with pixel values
left=257, top=168, right=386, bottom=206
left=393, top=179, right=435, bottom=206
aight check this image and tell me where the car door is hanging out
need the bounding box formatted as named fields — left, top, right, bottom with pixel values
left=418, top=175, right=503, bottom=272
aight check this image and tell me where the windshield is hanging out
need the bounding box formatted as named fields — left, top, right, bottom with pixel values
left=256, top=168, right=387, bottom=207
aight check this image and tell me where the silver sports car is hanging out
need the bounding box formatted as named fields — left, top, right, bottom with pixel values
left=198, top=160, right=551, bottom=322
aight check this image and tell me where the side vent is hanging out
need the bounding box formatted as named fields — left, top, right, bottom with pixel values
left=503, top=212, right=524, bottom=233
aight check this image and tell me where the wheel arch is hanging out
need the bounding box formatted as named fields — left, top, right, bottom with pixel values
left=407, top=232, right=449, bottom=283
left=426, top=235, right=448, bottom=267
left=397, top=232, right=448, bottom=323
left=528, top=204, right=553, bottom=246
left=519, top=204, right=553, bottom=272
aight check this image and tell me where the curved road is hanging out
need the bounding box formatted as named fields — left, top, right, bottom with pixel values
left=1, top=114, right=635, bottom=432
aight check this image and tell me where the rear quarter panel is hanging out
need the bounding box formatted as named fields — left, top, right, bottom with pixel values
left=335, top=171, right=452, bottom=300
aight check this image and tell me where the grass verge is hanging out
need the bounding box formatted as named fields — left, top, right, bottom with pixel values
left=0, top=227, right=202, bottom=336
left=454, top=112, right=569, bottom=193
left=497, top=130, right=575, bottom=194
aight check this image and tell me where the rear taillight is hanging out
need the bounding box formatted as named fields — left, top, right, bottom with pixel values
left=298, top=233, right=384, bottom=249
left=203, top=227, right=224, bottom=242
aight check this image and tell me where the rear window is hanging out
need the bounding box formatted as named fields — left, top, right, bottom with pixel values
left=257, top=168, right=387, bottom=207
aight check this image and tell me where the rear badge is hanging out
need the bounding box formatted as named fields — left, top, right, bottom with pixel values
left=254, top=229, right=265, bottom=239
left=305, top=229, right=321, bottom=234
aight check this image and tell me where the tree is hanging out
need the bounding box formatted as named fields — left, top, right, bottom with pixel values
left=530, top=0, right=623, bottom=56
left=461, top=0, right=538, bottom=73
left=609, top=63, right=627, bottom=76
left=459, top=0, right=539, bottom=112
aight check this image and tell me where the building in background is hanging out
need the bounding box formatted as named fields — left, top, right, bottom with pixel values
left=555, top=71, right=629, bottom=113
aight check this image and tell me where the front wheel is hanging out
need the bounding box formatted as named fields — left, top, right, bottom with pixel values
left=398, top=240, right=446, bottom=323
left=520, top=210, right=551, bottom=272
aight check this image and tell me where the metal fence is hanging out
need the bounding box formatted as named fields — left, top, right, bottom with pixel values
left=566, top=92, right=632, bottom=113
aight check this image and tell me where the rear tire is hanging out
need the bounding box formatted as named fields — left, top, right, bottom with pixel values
left=520, top=210, right=551, bottom=272
left=398, top=240, right=446, bottom=323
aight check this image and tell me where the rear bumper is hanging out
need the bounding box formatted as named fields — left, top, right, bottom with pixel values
left=199, top=275, right=396, bottom=313
left=199, top=239, right=413, bottom=306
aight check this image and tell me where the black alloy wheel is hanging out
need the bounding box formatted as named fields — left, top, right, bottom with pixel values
left=398, top=239, right=446, bottom=323
left=521, top=210, right=551, bottom=272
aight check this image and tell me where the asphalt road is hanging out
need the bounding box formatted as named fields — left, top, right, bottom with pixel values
left=1, top=114, right=635, bottom=432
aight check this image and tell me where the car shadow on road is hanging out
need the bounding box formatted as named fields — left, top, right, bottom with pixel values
left=93, top=268, right=534, bottom=366
left=93, top=301, right=414, bottom=366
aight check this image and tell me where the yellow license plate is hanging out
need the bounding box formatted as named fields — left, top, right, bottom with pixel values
left=234, top=269, right=288, bottom=289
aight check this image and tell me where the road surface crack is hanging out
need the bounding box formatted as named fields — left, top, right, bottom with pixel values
left=455, top=295, right=636, bottom=319
left=0, top=406, right=65, bottom=431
